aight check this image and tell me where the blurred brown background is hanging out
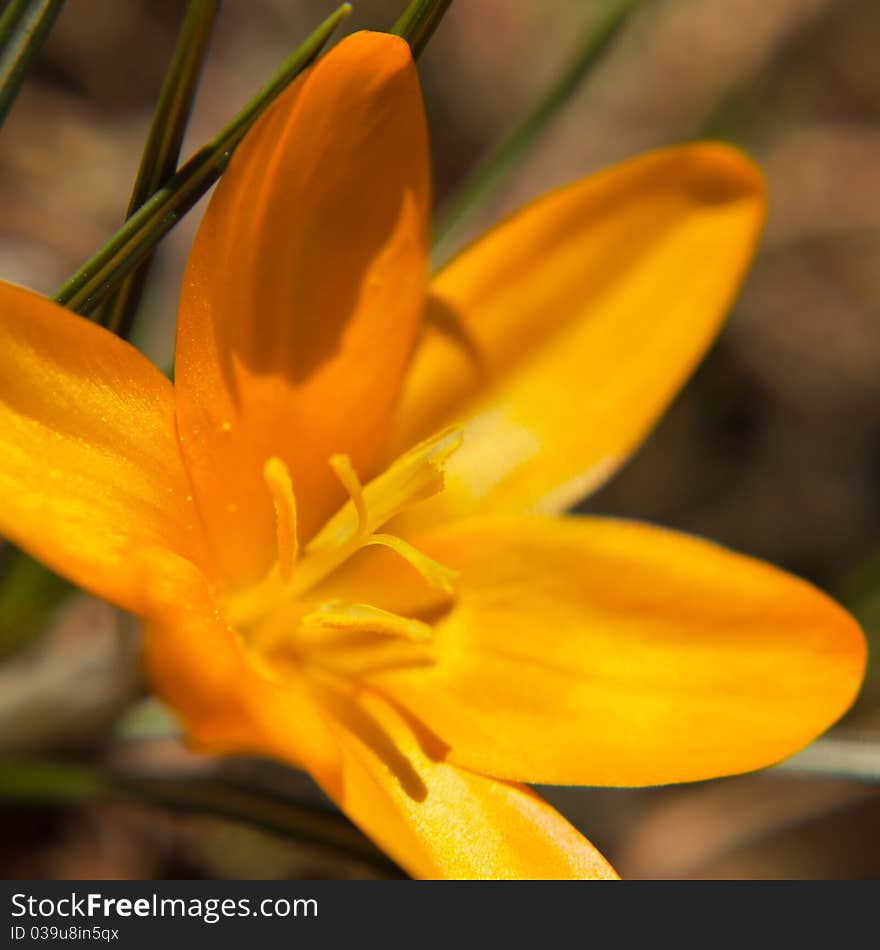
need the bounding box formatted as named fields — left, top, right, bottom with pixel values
left=1, top=0, right=880, bottom=879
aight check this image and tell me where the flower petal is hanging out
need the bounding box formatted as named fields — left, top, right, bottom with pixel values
left=175, top=31, right=430, bottom=587
left=139, top=548, right=341, bottom=790
left=140, top=550, right=615, bottom=880
left=390, top=144, right=765, bottom=527
left=0, top=282, right=206, bottom=614
left=315, top=688, right=617, bottom=879
left=334, top=515, right=865, bottom=786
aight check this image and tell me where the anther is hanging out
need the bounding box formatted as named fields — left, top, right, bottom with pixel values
left=263, top=457, right=298, bottom=582
left=301, top=601, right=433, bottom=643
left=364, top=533, right=458, bottom=595
left=329, top=454, right=368, bottom=535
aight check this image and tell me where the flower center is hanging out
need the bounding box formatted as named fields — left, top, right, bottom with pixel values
left=226, top=428, right=462, bottom=656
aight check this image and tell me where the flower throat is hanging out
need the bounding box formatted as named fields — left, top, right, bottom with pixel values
left=226, top=428, right=463, bottom=650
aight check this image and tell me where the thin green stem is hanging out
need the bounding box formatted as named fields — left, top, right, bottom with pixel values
left=0, top=3, right=350, bottom=650
left=773, top=735, right=880, bottom=784
left=0, top=758, right=400, bottom=874
left=53, top=3, right=351, bottom=316
left=434, top=0, right=647, bottom=250
left=391, top=0, right=453, bottom=59
left=98, top=0, right=219, bottom=338
left=0, top=547, right=70, bottom=659
left=120, top=773, right=399, bottom=873
left=0, top=758, right=107, bottom=803
left=0, top=0, right=65, bottom=127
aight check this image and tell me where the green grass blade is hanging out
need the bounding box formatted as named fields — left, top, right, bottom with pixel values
left=773, top=735, right=880, bottom=783
left=98, top=0, right=219, bottom=338
left=391, top=0, right=453, bottom=58
left=434, top=0, right=647, bottom=250
left=53, top=2, right=351, bottom=316
left=0, top=758, right=108, bottom=803
left=0, top=3, right=350, bottom=653
left=0, top=758, right=400, bottom=874
left=0, top=548, right=71, bottom=658
left=0, top=0, right=64, bottom=127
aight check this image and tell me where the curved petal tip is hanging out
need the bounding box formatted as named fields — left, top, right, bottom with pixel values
left=675, top=140, right=767, bottom=207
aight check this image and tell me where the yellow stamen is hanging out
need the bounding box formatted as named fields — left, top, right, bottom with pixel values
left=263, top=456, right=298, bottom=582
left=309, top=427, right=463, bottom=552
left=328, top=453, right=367, bottom=534
left=364, top=533, right=458, bottom=595
left=301, top=601, right=433, bottom=642
left=228, top=429, right=464, bottom=629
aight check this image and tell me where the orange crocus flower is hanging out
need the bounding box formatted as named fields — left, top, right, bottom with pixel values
left=0, top=32, right=866, bottom=879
